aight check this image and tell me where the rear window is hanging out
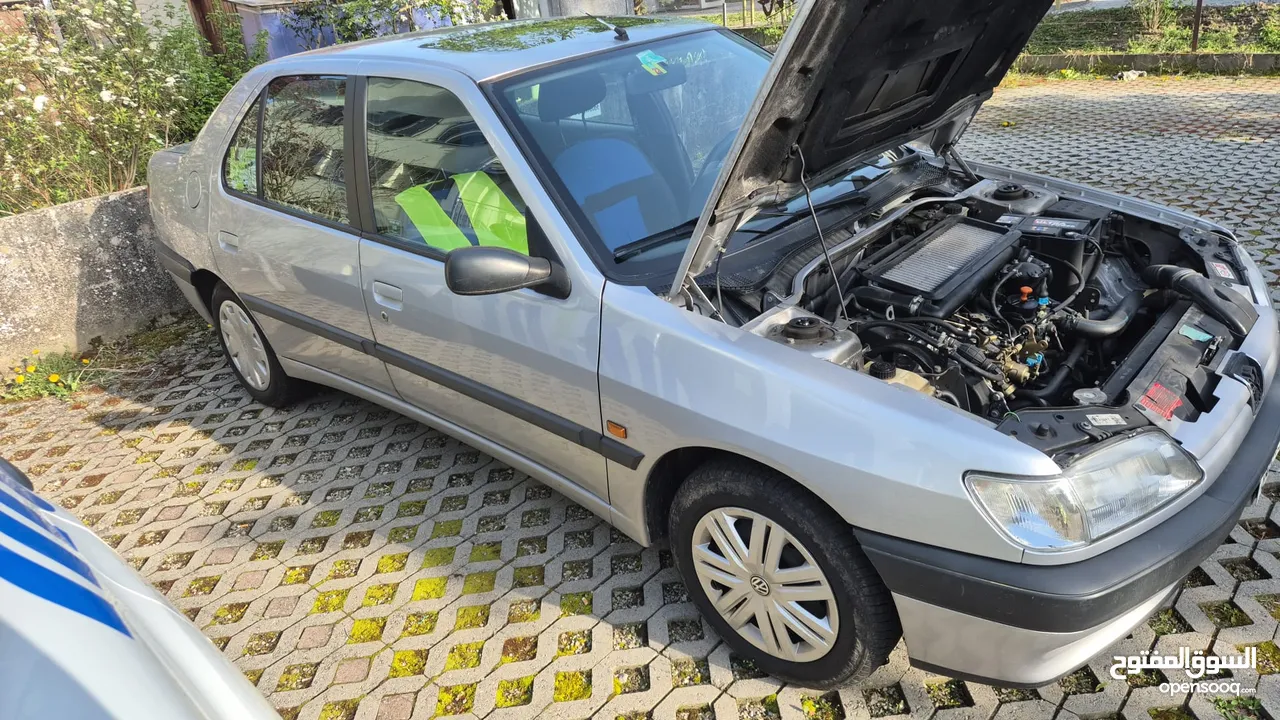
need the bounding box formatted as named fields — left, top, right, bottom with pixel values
left=261, top=75, right=349, bottom=224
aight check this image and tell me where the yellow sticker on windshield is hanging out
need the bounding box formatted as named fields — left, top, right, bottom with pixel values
left=636, top=49, right=667, bottom=76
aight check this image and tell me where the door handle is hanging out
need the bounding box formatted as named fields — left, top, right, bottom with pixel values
left=217, top=230, right=240, bottom=253
left=372, top=281, right=403, bottom=312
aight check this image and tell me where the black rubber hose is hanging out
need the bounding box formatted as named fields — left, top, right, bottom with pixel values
left=866, top=342, right=939, bottom=374
left=856, top=320, right=942, bottom=347
left=1060, top=289, right=1145, bottom=339
left=955, top=354, right=1006, bottom=384
left=1051, top=241, right=1102, bottom=314
left=1142, top=264, right=1251, bottom=337
left=1015, top=340, right=1087, bottom=405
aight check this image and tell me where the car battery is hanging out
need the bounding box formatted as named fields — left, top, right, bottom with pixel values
left=995, top=214, right=1100, bottom=297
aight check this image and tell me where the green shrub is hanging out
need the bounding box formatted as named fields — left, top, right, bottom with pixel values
left=0, top=1, right=264, bottom=216
left=1261, top=10, right=1280, bottom=52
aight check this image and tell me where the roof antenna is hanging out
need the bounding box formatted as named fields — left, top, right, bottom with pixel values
left=585, top=12, right=628, bottom=40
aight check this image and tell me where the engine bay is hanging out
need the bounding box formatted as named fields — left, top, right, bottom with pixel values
left=735, top=175, right=1262, bottom=438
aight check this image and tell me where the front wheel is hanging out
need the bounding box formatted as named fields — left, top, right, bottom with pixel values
left=669, top=458, right=901, bottom=688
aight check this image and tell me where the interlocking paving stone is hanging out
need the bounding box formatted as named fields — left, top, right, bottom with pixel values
left=5, top=77, right=1280, bottom=719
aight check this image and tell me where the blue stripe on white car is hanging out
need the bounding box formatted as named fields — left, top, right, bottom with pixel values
left=0, top=483, right=132, bottom=637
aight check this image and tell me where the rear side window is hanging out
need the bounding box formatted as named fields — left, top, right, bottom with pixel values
left=261, top=75, right=349, bottom=224
left=223, top=97, right=260, bottom=195
left=364, top=77, right=528, bottom=255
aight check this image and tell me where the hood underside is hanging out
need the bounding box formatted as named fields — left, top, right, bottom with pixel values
left=670, top=0, right=1056, bottom=298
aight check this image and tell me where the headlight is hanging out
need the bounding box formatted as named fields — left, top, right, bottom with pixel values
left=965, top=432, right=1203, bottom=551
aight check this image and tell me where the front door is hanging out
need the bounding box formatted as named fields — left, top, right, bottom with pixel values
left=354, top=75, right=610, bottom=500
left=209, top=70, right=393, bottom=395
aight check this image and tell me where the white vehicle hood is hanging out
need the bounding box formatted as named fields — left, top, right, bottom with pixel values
left=0, top=459, right=276, bottom=720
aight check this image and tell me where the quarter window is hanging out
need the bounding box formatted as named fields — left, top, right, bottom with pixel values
left=364, top=77, right=528, bottom=255
left=261, top=75, right=349, bottom=224
left=223, top=97, right=260, bottom=195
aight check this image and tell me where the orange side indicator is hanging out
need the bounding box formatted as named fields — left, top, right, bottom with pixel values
left=606, top=421, right=628, bottom=439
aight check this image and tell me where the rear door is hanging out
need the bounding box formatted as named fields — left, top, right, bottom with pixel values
left=208, top=65, right=394, bottom=394
left=351, top=69, right=617, bottom=501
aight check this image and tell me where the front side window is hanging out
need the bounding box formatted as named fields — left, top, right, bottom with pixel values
left=224, top=97, right=260, bottom=195
left=261, top=75, right=349, bottom=224
left=365, top=77, right=528, bottom=255
left=493, top=30, right=769, bottom=273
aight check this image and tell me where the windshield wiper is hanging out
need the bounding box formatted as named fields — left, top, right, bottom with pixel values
left=612, top=218, right=699, bottom=262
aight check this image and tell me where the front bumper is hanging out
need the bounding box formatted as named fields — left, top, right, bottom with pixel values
left=856, top=373, right=1280, bottom=687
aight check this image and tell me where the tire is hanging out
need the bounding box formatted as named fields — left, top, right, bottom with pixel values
left=211, top=282, right=301, bottom=408
left=669, top=458, right=901, bottom=688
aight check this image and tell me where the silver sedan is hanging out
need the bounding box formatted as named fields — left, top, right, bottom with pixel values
left=148, top=4, right=1280, bottom=688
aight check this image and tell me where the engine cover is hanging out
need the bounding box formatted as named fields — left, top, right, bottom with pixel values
left=858, top=216, right=1021, bottom=317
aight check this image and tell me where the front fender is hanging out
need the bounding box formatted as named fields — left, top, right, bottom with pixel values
left=599, top=282, right=1058, bottom=562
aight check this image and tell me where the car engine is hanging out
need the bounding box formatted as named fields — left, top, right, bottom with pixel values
left=742, top=178, right=1260, bottom=425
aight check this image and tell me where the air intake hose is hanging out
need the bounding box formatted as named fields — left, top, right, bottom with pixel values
left=1060, top=290, right=1146, bottom=338
left=1142, top=264, right=1251, bottom=337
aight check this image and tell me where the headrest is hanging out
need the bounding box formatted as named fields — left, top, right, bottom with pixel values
left=537, top=72, right=607, bottom=122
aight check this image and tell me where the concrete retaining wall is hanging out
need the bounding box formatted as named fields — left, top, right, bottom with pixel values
left=1013, top=52, right=1280, bottom=73
left=0, top=188, right=189, bottom=366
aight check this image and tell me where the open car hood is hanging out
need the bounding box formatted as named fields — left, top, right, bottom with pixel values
left=668, top=0, right=1055, bottom=301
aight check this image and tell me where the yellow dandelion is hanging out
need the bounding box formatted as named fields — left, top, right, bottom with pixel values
left=31, top=349, right=38, bottom=355
left=14, top=375, right=24, bottom=384
left=26, top=365, right=35, bottom=373
left=47, top=373, right=60, bottom=383
left=82, top=358, right=91, bottom=365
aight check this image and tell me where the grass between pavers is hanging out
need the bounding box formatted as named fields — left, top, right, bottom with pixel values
left=1236, top=641, right=1280, bottom=674
left=496, top=676, right=535, bottom=708
left=1149, top=708, right=1196, bottom=720
left=1, top=313, right=207, bottom=401
left=553, top=670, right=592, bottom=702
left=1213, top=696, right=1267, bottom=720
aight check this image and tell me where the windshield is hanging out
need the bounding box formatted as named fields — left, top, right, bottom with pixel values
left=492, top=29, right=770, bottom=276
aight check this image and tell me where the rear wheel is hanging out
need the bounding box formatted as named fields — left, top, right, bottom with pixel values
left=212, top=282, right=301, bottom=407
left=669, top=458, right=901, bottom=688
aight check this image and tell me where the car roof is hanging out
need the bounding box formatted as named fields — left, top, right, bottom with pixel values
left=294, top=16, right=718, bottom=82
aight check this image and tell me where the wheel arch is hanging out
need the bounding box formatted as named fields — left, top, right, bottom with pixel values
left=643, top=446, right=841, bottom=544
left=190, top=268, right=222, bottom=316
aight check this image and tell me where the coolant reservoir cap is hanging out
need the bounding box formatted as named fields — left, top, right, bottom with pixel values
left=782, top=315, right=824, bottom=341
left=868, top=360, right=897, bottom=380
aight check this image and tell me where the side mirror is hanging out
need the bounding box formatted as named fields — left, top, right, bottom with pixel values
left=444, top=246, right=571, bottom=299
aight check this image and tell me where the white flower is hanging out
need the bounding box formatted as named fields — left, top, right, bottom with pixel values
left=32, top=95, right=46, bottom=113
left=99, top=89, right=115, bottom=103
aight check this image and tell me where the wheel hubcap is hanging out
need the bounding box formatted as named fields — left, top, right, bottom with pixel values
left=219, top=300, right=271, bottom=391
left=690, top=507, right=839, bottom=662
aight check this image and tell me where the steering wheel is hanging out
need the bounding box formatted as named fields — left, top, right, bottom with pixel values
left=687, top=130, right=739, bottom=216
